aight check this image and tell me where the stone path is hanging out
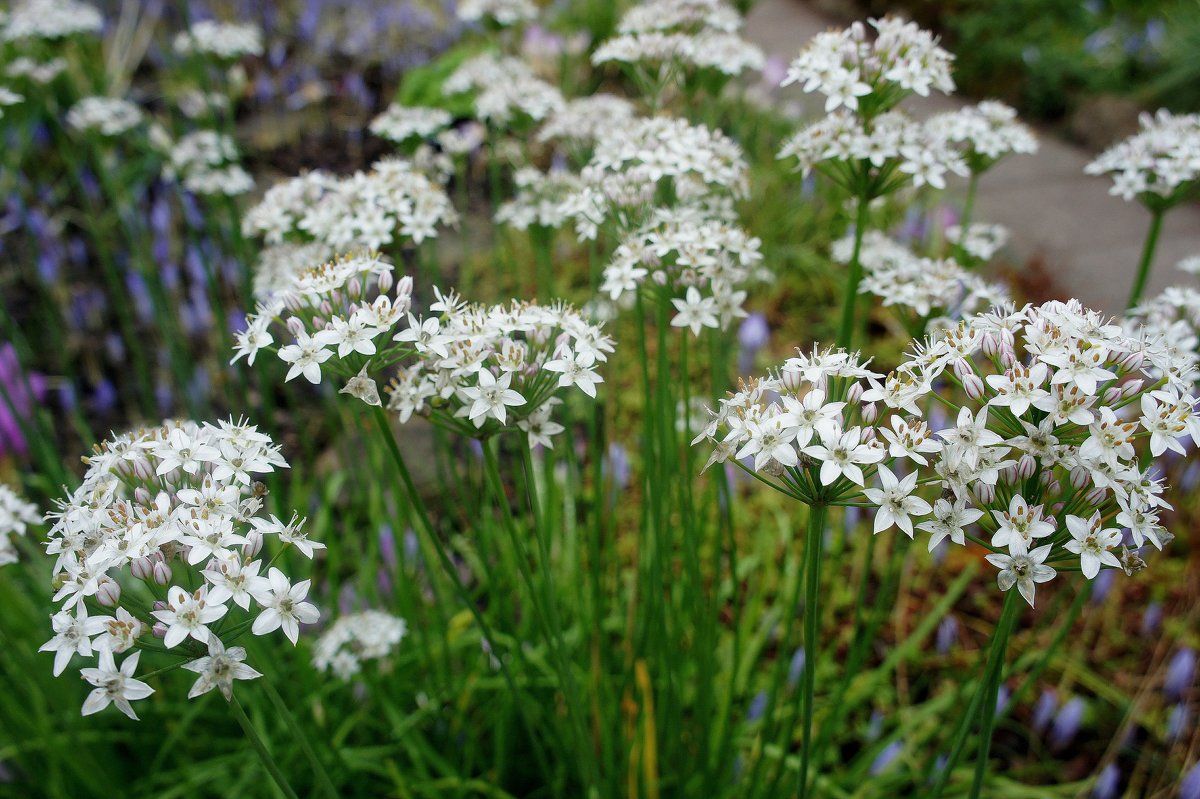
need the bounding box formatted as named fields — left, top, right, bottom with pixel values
left=744, top=0, right=1200, bottom=314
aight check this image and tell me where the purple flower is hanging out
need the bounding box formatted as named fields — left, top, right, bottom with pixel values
left=1182, top=760, right=1200, bottom=799
left=1164, top=649, right=1196, bottom=701
left=936, top=616, right=959, bottom=655
left=379, top=524, right=397, bottom=569
left=1050, top=697, right=1086, bottom=749
left=746, top=691, right=767, bottom=723
left=0, top=343, right=45, bottom=456
left=1092, top=763, right=1120, bottom=799
left=1032, top=689, right=1057, bottom=733
left=1167, top=704, right=1190, bottom=743
left=1090, top=569, right=1116, bottom=604
left=787, top=648, right=805, bottom=689
left=869, top=740, right=903, bottom=776
left=1142, top=602, right=1163, bottom=636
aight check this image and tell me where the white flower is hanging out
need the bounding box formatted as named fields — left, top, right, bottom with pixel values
left=80, top=650, right=154, bottom=720
left=1063, top=512, right=1122, bottom=579
left=251, top=567, right=319, bottom=645
left=803, top=426, right=884, bottom=487
left=736, top=415, right=800, bottom=471
left=671, top=287, right=720, bottom=336
left=918, top=498, right=983, bottom=550
left=182, top=634, right=262, bottom=701
left=278, top=331, right=333, bottom=384
left=457, top=370, right=527, bottom=428
left=153, top=586, right=229, bottom=649
left=544, top=348, right=603, bottom=398
left=985, top=544, right=1056, bottom=608
left=41, top=606, right=106, bottom=676
left=990, top=495, right=1055, bottom=555
left=862, top=465, right=931, bottom=537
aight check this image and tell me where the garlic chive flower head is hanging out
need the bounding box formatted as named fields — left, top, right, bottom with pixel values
left=944, top=223, right=1010, bottom=263
left=42, top=419, right=319, bottom=716
left=1085, top=109, right=1200, bottom=208
left=444, top=53, right=565, bottom=126
left=496, top=167, right=585, bottom=231
left=927, top=101, right=1038, bottom=174
left=593, top=0, right=765, bottom=78
left=1124, top=286, right=1200, bottom=387
left=313, top=610, right=408, bottom=681
left=159, top=130, right=255, bottom=197
left=0, top=483, right=39, bottom=566
left=66, top=97, right=144, bottom=137
left=1, top=0, right=103, bottom=41
left=242, top=158, right=456, bottom=250
left=600, top=206, right=768, bottom=334
left=781, top=17, right=955, bottom=114
left=456, top=0, right=538, bottom=26
left=172, top=20, right=263, bottom=60
left=369, top=104, right=453, bottom=145
left=537, top=95, right=638, bottom=153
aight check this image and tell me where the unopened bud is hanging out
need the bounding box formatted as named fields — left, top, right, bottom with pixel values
left=963, top=373, right=986, bottom=401
left=152, top=600, right=167, bottom=612
left=152, top=622, right=168, bottom=639
left=96, top=579, right=121, bottom=607
left=395, top=274, right=413, bottom=298
left=1085, top=486, right=1108, bottom=506
left=847, top=382, right=864, bottom=403
left=242, top=531, right=264, bottom=559
left=376, top=270, right=393, bottom=294
left=953, top=359, right=973, bottom=380
left=131, top=556, right=153, bottom=581
left=861, top=402, right=878, bottom=424
left=286, top=316, right=305, bottom=337
left=133, top=459, right=155, bottom=481
left=974, top=482, right=996, bottom=504
left=1070, top=465, right=1091, bottom=490
left=1103, top=386, right=1123, bottom=404
left=780, top=369, right=802, bottom=392
left=999, top=347, right=1017, bottom=369
left=1046, top=477, right=1062, bottom=495
left=1119, top=350, right=1143, bottom=373
left=1017, top=454, right=1037, bottom=480
left=1001, top=465, right=1018, bottom=484
left=980, top=332, right=999, bottom=358
left=152, top=560, right=172, bottom=586
left=347, top=277, right=361, bottom=297
left=860, top=427, right=877, bottom=443
left=1121, top=379, right=1144, bottom=399
left=133, top=486, right=152, bottom=505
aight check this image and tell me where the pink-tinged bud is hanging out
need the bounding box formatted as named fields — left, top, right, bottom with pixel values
left=1040, top=468, right=1055, bottom=484
left=348, top=277, right=361, bottom=297
left=847, top=382, right=864, bottom=403
left=153, top=560, right=172, bottom=586
left=133, top=486, right=152, bottom=505
left=1046, top=478, right=1062, bottom=495
left=152, top=600, right=167, bottom=612
left=1070, top=465, right=1090, bottom=490
left=395, top=274, right=413, bottom=297
left=862, top=402, right=878, bottom=424
left=284, top=292, right=305, bottom=312
left=953, top=359, right=973, bottom=380
left=980, top=332, right=999, bottom=358
left=1103, top=386, right=1122, bottom=404
left=1001, top=465, right=1018, bottom=484
left=96, top=579, right=121, bottom=607
left=131, top=556, right=153, bottom=581
left=1119, top=350, right=1144, bottom=373
left=242, top=531, right=264, bottom=559
left=974, top=482, right=996, bottom=504
left=377, top=270, right=394, bottom=294
left=1052, top=502, right=1065, bottom=516
left=999, top=327, right=1015, bottom=349
left=999, top=348, right=1017, bottom=369
left=1085, top=486, right=1108, bottom=506
left=1121, top=379, right=1144, bottom=399
left=652, top=271, right=668, bottom=286
left=286, top=316, right=305, bottom=337
left=133, top=459, right=155, bottom=481
left=860, top=427, right=877, bottom=443
left=780, top=369, right=803, bottom=392
left=1017, top=454, right=1037, bottom=480
left=152, top=622, right=168, bottom=639
left=963, top=373, right=986, bottom=401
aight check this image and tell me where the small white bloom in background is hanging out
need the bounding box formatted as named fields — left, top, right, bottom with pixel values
left=456, top=0, right=538, bottom=26
left=369, top=104, right=452, bottom=144
left=80, top=650, right=154, bottom=720
left=251, top=567, right=319, bottom=645
left=66, top=97, right=143, bottom=137
left=0, top=483, right=39, bottom=566
left=862, top=465, right=931, bottom=537
left=1085, top=110, right=1200, bottom=207
left=173, top=19, right=263, bottom=60
left=183, top=634, right=262, bottom=701
left=313, top=610, right=408, bottom=681
left=986, top=545, right=1056, bottom=608
left=1063, top=513, right=1122, bottom=579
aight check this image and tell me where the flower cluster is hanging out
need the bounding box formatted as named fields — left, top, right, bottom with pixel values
left=456, top=0, right=538, bottom=26
left=161, top=130, right=255, bottom=197
left=927, top=101, right=1038, bottom=173
left=600, top=206, right=767, bottom=334
left=782, top=17, right=955, bottom=113
left=537, top=95, right=638, bottom=152
left=945, top=223, right=1010, bottom=263
left=1126, top=286, right=1200, bottom=385
left=0, top=86, right=24, bottom=117
left=41, top=419, right=322, bottom=718
left=832, top=230, right=1007, bottom=320
left=495, top=167, right=584, bottom=230
left=369, top=104, right=453, bottom=145
left=172, top=20, right=264, bottom=60
left=1, top=0, right=103, bottom=41
left=0, top=483, right=39, bottom=566
left=444, top=53, right=565, bottom=125
left=4, top=55, right=66, bottom=84
left=66, top=97, right=144, bottom=137
left=696, top=299, right=1191, bottom=607
left=593, top=0, right=764, bottom=77
left=242, top=158, right=456, bottom=250
left=778, top=109, right=967, bottom=190
left=312, top=610, right=408, bottom=680
left=1085, top=110, right=1200, bottom=206
left=568, top=116, right=749, bottom=238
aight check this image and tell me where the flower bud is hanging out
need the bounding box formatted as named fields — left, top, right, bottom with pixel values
left=1017, top=454, right=1037, bottom=480
left=861, top=402, right=878, bottom=424
left=96, top=579, right=121, bottom=607
left=1070, top=465, right=1091, bottom=490
left=242, top=531, right=264, bottom=559
left=377, top=269, right=394, bottom=294
left=286, top=316, right=305, bottom=337
left=847, top=382, right=864, bottom=403
left=347, top=277, right=361, bottom=297
left=974, top=482, right=996, bottom=504
left=1119, top=350, right=1143, bottom=373
left=1103, top=386, right=1122, bottom=404
left=133, top=458, right=155, bottom=481
left=1001, top=465, right=1018, bottom=484
left=152, top=600, right=167, bottom=612
left=1051, top=501, right=1065, bottom=515
left=999, top=347, right=1017, bottom=369
left=963, top=373, right=985, bottom=401
left=131, top=556, right=153, bottom=581
left=860, top=427, right=877, bottom=443
left=1085, top=486, right=1108, bottom=506
left=133, top=486, right=152, bottom=506
left=1046, top=477, right=1062, bottom=495
left=152, top=622, right=168, bottom=639
left=780, top=368, right=802, bottom=393
left=1121, top=379, right=1144, bottom=399
left=395, top=275, right=413, bottom=299
left=953, top=359, right=973, bottom=380
left=152, top=560, right=172, bottom=586
left=980, top=332, right=999, bottom=358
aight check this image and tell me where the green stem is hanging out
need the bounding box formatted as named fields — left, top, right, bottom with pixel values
left=261, top=674, right=339, bottom=799
left=836, top=197, right=870, bottom=349
left=229, top=695, right=301, bottom=799
left=796, top=503, right=827, bottom=799
left=1127, top=208, right=1165, bottom=310
left=968, top=590, right=1021, bottom=799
